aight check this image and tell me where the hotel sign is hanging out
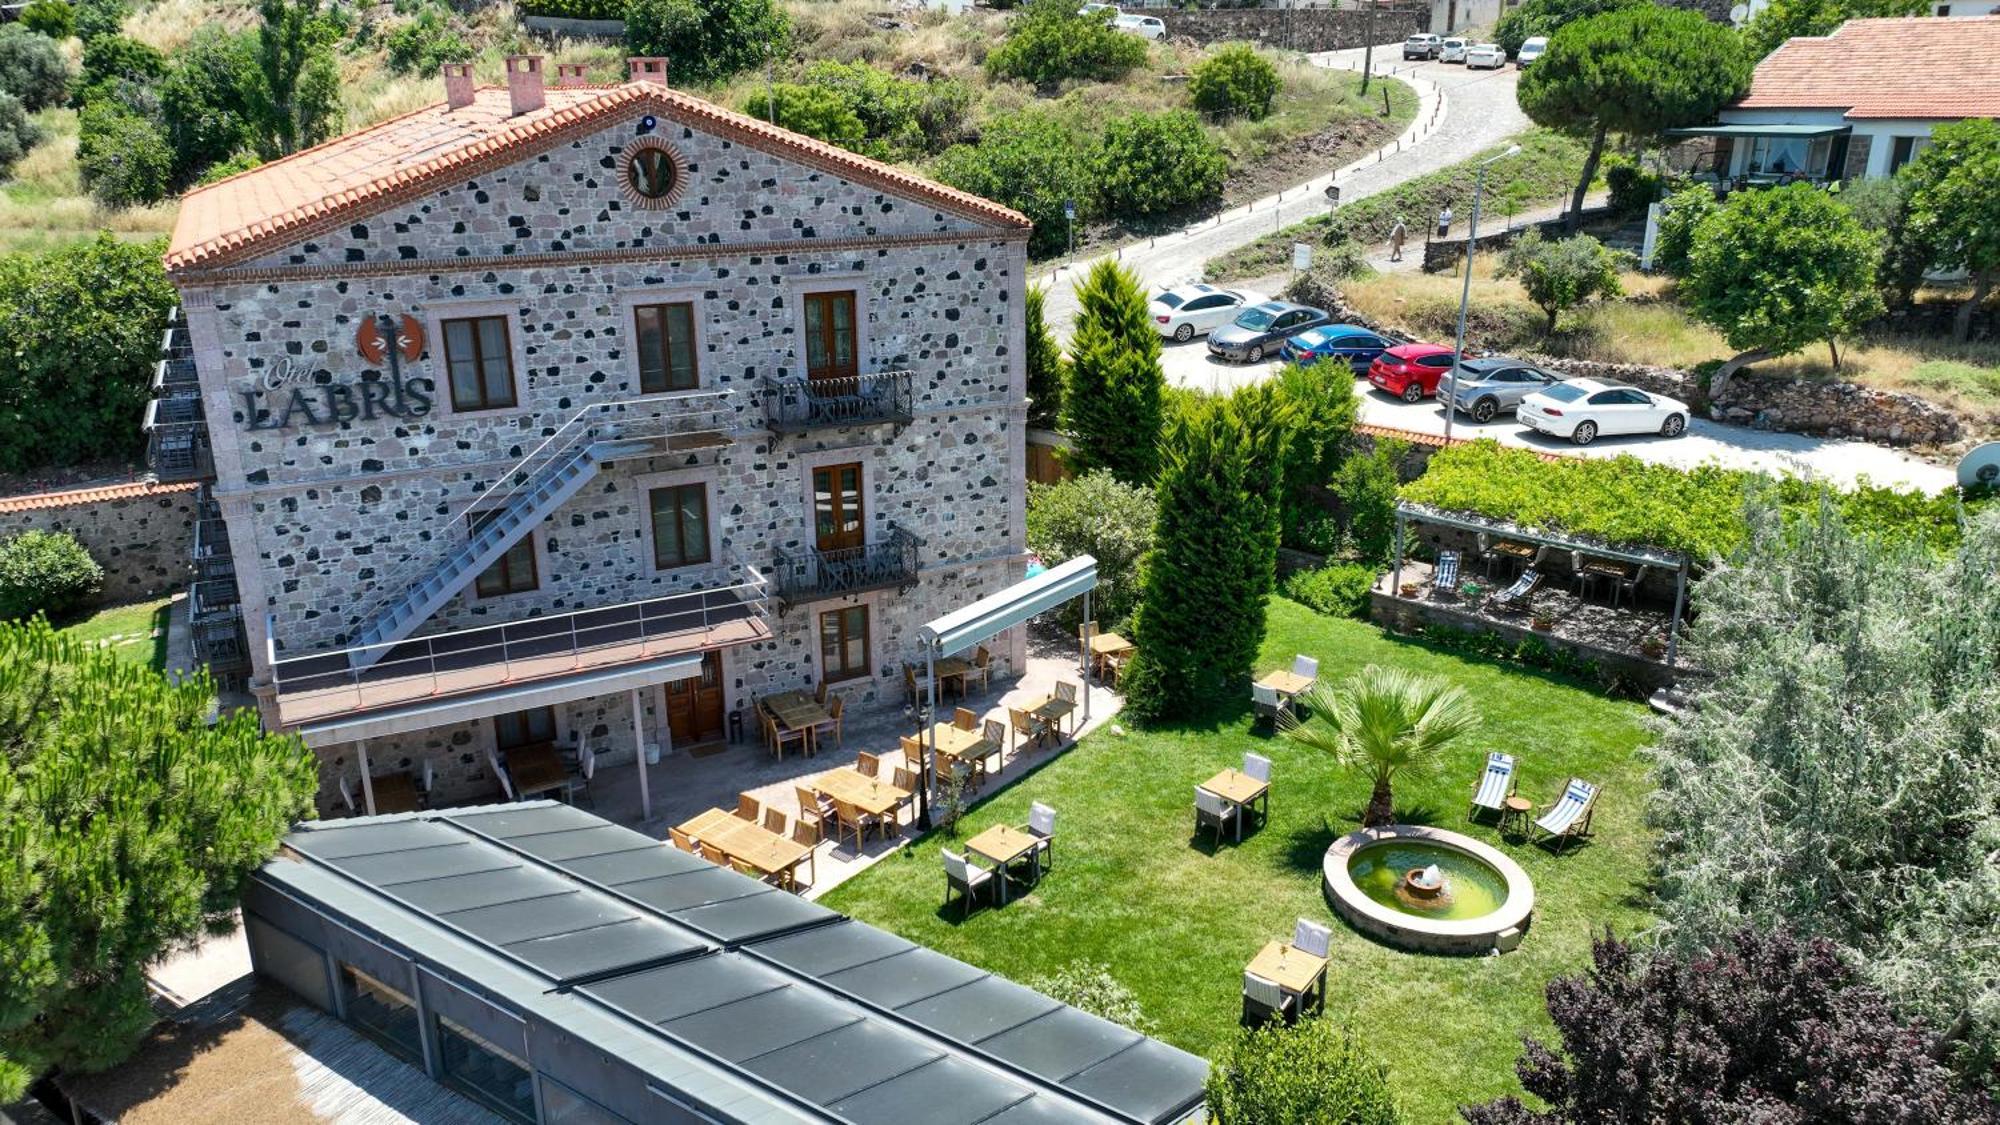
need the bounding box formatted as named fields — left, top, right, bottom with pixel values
left=238, top=314, right=436, bottom=431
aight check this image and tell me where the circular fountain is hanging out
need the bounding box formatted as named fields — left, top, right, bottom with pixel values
left=1322, top=825, right=1534, bottom=954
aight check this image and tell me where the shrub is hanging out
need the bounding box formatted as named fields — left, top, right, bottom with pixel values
left=0, top=531, right=103, bottom=621
left=1025, top=962, right=1154, bottom=1033
left=1602, top=156, right=1662, bottom=215
left=801, top=60, right=970, bottom=157
left=157, top=27, right=256, bottom=185
left=1024, top=283, right=1065, bottom=426
left=383, top=7, right=473, bottom=76
left=196, top=150, right=261, bottom=183
left=1496, top=228, right=1625, bottom=336
left=1279, top=243, right=1370, bottom=309
left=18, top=0, right=75, bottom=39
left=744, top=82, right=864, bottom=149
left=1062, top=260, right=1164, bottom=485
left=71, top=0, right=124, bottom=41
left=1188, top=42, right=1278, bottom=121
left=0, top=25, right=70, bottom=110
left=77, top=100, right=173, bottom=207
left=986, top=0, right=1147, bottom=87
left=625, top=0, right=789, bottom=86
left=0, top=91, right=37, bottom=180
left=1095, top=109, right=1226, bottom=220
left=1650, top=181, right=1715, bottom=276
left=1331, top=437, right=1403, bottom=563
left=1207, top=1019, right=1402, bottom=1125
left=1025, top=470, right=1156, bottom=632
left=1283, top=564, right=1375, bottom=618
left=934, top=108, right=1095, bottom=259
left=77, top=33, right=163, bottom=103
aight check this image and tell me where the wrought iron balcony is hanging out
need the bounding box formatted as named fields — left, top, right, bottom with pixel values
left=193, top=513, right=233, bottom=582
left=763, top=370, right=914, bottom=433
left=153, top=356, right=199, bottom=393
left=146, top=424, right=213, bottom=482
left=189, top=574, right=241, bottom=626
left=774, top=523, right=921, bottom=610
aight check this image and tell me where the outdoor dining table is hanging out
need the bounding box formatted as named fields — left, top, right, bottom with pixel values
left=1199, top=767, right=1270, bottom=843
left=675, top=807, right=813, bottom=889
left=815, top=765, right=908, bottom=821
left=369, top=771, right=422, bottom=814
left=1088, top=632, right=1135, bottom=680
left=1029, top=694, right=1075, bottom=739
left=1257, top=669, right=1313, bottom=700
left=1487, top=539, right=1537, bottom=578
left=506, top=744, right=572, bottom=802
left=1579, top=559, right=1635, bottom=606
left=929, top=721, right=1003, bottom=776
left=766, top=691, right=832, bottom=755
left=934, top=656, right=975, bottom=699
left=964, top=823, right=1041, bottom=904
left=1247, top=939, right=1329, bottom=1018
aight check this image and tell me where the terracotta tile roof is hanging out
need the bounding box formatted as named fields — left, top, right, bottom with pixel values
left=1733, top=16, right=2000, bottom=119
left=0, top=479, right=199, bottom=514
left=166, top=82, right=1031, bottom=274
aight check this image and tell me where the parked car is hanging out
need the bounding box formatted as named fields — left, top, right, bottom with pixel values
left=1149, top=283, right=1263, bottom=342
left=1439, top=37, right=1469, bottom=63
left=1113, top=12, right=1166, bottom=38
left=1446, top=356, right=1562, bottom=422
left=1279, top=324, right=1394, bottom=373
left=1079, top=2, right=1117, bottom=16
left=1517, top=378, right=1690, bottom=445
left=1366, top=342, right=1457, bottom=402
left=1465, top=42, right=1508, bottom=69
left=1516, top=36, right=1549, bottom=67
left=1403, top=33, right=1441, bottom=60
left=1208, top=301, right=1331, bottom=363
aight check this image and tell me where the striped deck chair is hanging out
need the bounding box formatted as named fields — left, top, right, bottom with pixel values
left=1533, top=778, right=1599, bottom=853
left=1431, top=550, right=1461, bottom=599
left=1487, top=568, right=1542, bottom=611
left=1468, top=751, right=1516, bottom=819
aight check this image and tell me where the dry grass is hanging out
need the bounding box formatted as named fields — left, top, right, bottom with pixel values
left=125, top=0, right=258, bottom=52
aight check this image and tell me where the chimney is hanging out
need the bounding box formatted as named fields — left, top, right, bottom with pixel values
left=628, top=57, right=670, bottom=86
left=441, top=61, right=475, bottom=111
left=505, top=55, right=546, bottom=116
left=555, top=62, right=588, bottom=89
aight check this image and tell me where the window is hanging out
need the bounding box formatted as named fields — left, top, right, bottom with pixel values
left=436, top=1013, right=536, bottom=1122
left=803, top=291, right=858, bottom=381
left=819, top=605, right=870, bottom=682
left=544, top=1077, right=636, bottom=1125
left=337, top=964, right=422, bottom=1060
left=442, top=316, right=517, bottom=412
left=634, top=302, right=698, bottom=392
left=468, top=511, right=538, bottom=598
left=1887, top=135, right=1930, bottom=174
left=649, top=483, right=711, bottom=569
left=813, top=463, right=864, bottom=554
left=494, top=707, right=557, bottom=752
left=1419, top=355, right=1454, bottom=369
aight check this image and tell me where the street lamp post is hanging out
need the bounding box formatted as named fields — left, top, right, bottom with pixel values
left=904, top=698, right=934, bottom=830
left=1443, top=144, right=1521, bottom=443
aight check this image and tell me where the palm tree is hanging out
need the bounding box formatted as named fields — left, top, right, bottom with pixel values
left=1283, top=664, right=1479, bottom=828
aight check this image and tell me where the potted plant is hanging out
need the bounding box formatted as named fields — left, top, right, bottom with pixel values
left=1640, top=634, right=1667, bottom=659
left=1399, top=580, right=1421, bottom=598
left=1531, top=613, right=1555, bottom=632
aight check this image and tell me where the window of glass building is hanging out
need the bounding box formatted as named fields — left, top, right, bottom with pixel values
left=436, top=1012, right=536, bottom=1122
left=337, top=963, right=422, bottom=1060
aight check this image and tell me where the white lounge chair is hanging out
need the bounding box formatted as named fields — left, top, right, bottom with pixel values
left=1488, top=568, right=1542, bottom=611
left=1251, top=680, right=1289, bottom=725
left=1242, top=971, right=1294, bottom=1025
left=1469, top=751, right=1517, bottom=819
left=1534, top=778, right=1599, bottom=853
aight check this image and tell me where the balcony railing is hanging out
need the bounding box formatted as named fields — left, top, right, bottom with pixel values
left=763, top=370, right=914, bottom=433
left=193, top=513, right=233, bottom=581
left=773, top=523, right=921, bottom=609
left=153, top=356, right=199, bottom=393
left=146, top=423, right=213, bottom=482
left=189, top=574, right=241, bottom=626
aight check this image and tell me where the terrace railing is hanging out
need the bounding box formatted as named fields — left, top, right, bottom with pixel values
left=773, top=523, right=921, bottom=610
left=763, top=370, right=914, bottom=433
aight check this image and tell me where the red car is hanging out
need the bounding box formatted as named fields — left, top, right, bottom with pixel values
left=1367, top=343, right=1457, bottom=402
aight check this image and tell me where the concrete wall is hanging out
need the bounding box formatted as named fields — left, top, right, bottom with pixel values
left=0, top=482, right=198, bottom=603
left=1161, top=6, right=1427, bottom=50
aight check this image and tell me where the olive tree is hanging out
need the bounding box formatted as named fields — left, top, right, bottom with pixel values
left=1900, top=117, right=2000, bottom=343
left=1497, top=229, right=1624, bottom=335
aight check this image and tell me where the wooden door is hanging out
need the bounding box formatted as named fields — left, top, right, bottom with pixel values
left=803, top=291, right=858, bottom=381
left=813, top=462, right=864, bottom=553
left=664, top=651, right=725, bottom=745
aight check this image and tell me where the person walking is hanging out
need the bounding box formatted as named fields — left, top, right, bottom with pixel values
left=1437, top=205, right=1454, bottom=239
left=1389, top=217, right=1407, bottom=262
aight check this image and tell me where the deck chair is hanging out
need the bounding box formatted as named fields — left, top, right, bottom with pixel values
left=1432, top=550, right=1462, bottom=599
left=941, top=849, right=995, bottom=919
left=1487, top=568, right=1542, bottom=611
left=1250, top=680, right=1290, bottom=726
left=1533, top=778, right=1599, bottom=853
left=1469, top=751, right=1517, bottom=820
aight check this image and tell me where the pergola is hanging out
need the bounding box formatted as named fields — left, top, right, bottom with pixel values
left=1391, top=502, right=1692, bottom=666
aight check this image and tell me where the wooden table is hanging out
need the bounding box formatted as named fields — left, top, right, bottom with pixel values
left=815, top=766, right=908, bottom=821
left=935, top=657, right=974, bottom=699
left=964, top=823, right=1040, bottom=903
left=1199, top=768, right=1270, bottom=842
left=1257, top=669, right=1313, bottom=698
left=1247, top=940, right=1328, bottom=1017
left=369, top=772, right=421, bottom=814
left=930, top=722, right=1002, bottom=776
left=1029, top=695, right=1075, bottom=739
left=1488, top=540, right=1537, bottom=578
left=507, top=744, right=571, bottom=801
left=676, top=807, right=812, bottom=888
left=1088, top=632, right=1135, bottom=679
left=1500, top=794, right=1534, bottom=838
left=1579, top=560, right=1635, bottom=606
left=766, top=691, right=832, bottom=756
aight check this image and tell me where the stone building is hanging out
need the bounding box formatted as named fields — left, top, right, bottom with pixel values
left=159, top=56, right=1032, bottom=816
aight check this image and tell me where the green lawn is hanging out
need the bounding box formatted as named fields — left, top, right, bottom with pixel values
left=824, top=599, right=1658, bottom=1121
left=55, top=597, right=173, bottom=672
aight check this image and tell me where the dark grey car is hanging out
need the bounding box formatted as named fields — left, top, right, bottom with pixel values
left=1207, top=301, right=1331, bottom=363
left=1446, top=356, right=1562, bottom=422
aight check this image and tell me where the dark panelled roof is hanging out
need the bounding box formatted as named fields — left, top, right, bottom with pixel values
left=265, top=804, right=1206, bottom=1125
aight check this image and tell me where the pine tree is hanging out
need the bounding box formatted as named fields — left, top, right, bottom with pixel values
left=1060, top=260, right=1164, bottom=485
left=1024, top=283, right=1066, bottom=428
left=1121, top=390, right=1283, bottom=724
left=0, top=619, right=317, bottom=1098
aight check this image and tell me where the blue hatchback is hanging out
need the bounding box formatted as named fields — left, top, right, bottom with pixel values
left=1279, top=324, right=1393, bottom=373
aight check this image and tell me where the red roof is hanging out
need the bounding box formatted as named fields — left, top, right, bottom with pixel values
left=0, top=479, right=199, bottom=514
left=166, top=81, right=1030, bottom=274
left=1733, top=16, right=2000, bottom=119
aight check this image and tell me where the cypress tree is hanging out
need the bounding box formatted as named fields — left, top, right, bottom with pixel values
left=1024, top=283, right=1066, bottom=428
left=1061, top=260, right=1164, bottom=485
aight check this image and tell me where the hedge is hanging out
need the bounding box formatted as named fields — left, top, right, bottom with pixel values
left=518, top=0, right=624, bottom=18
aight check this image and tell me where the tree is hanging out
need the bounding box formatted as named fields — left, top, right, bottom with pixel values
left=18, top=1, right=74, bottom=39
left=0, top=619, right=318, bottom=1099
left=76, top=34, right=163, bottom=103
left=1493, top=0, right=1642, bottom=55
left=1497, top=229, right=1624, bottom=335
left=0, top=530, right=102, bottom=620
left=799, top=60, right=970, bottom=158
left=1120, top=391, right=1283, bottom=725
left=985, top=0, right=1148, bottom=87
left=246, top=0, right=341, bottom=158
left=1649, top=181, right=1716, bottom=277
left=1682, top=183, right=1883, bottom=395
left=0, top=92, right=35, bottom=181
left=0, top=25, right=69, bottom=111
left=1061, top=260, right=1164, bottom=485
left=1901, top=117, right=2000, bottom=343
left=157, top=27, right=257, bottom=184
left=1207, top=1020, right=1403, bottom=1125
left=76, top=100, right=172, bottom=207
left=1838, top=174, right=1929, bottom=310
left=1518, top=6, right=1750, bottom=223
left=744, top=82, right=865, bottom=150
left=1463, top=929, right=1997, bottom=1124
left=1095, top=110, right=1227, bottom=219
left=934, top=109, right=1095, bottom=258
left=1024, top=282, right=1065, bottom=426
left=1282, top=664, right=1477, bottom=827
left=1269, top=360, right=1360, bottom=553
left=624, top=0, right=790, bottom=87
left=1188, top=42, right=1279, bottom=121
left=1742, top=0, right=1925, bottom=60
left=1025, top=470, right=1156, bottom=632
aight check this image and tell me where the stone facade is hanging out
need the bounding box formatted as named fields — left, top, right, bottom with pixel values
left=0, top=481, right=198, bottom=603
left=173, top=79, right=1030, bottom=814
left=1160, top=6, right=1426, bottom=51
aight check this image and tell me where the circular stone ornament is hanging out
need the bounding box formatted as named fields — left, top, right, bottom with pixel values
left=619, top=136, right=689, bottom=209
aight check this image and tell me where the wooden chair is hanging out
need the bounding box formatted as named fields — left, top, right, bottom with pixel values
left=953, top=707, right=978, bottom=732
left=900, top=735, right=925, bottom=771
left=699, top=841, right=729, bottom=866
left=794, top=785, right=826, bottom=841
left=814, top=680, right=829, bottom=705
left=941, top=848, right=995, bottom=919
left=767, top=710, right=808, bottom=760
left=902, top=663, right=924, bottom=706
left=890, top=767, right=918, bottom=822
left=968, top=645, right=993, bottom=693
left=814, top=695, right=845, bottom=750
left=830, top=797, right=872, bottom=851
left=762, top=808, right=788, bottom=837
left=1105, top=649, right=1133, bottom=687
left=1046, top=681, right=1080, bottom=736
left=1009, top=707, right=1050, bottom=754
left=669, top=826, right=697, bottom=853
left=856, top=751, right=881, bottom=778
left=735, top=794, right=761, bottom=822
left=790, top=820, right=819, bottom=891
left=982, top=718, right=1008, bottom=773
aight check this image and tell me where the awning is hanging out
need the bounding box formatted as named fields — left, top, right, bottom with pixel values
left=919, top=554, right=1097, bottom=659
left=1663, top=123, right=1851, bottom=139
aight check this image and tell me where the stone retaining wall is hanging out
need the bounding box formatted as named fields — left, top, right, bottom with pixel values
left=0, top=481, right=197, bottom=603
left=1160, top=6, right=1426, bottom=50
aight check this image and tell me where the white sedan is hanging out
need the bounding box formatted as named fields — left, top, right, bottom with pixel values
left=1148, top=283, right=1264, bottom=342
left=1465, top=42, right=1508, bottom=69
left=1114, top=12, right=1166, bottom=37
left=1517, top=378, right=1690, bottom=446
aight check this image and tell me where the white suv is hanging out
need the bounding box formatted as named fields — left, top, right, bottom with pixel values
left=1403, top=34, right=1441, bottom=60
left=1439, top=37, right=1469, bottom=63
